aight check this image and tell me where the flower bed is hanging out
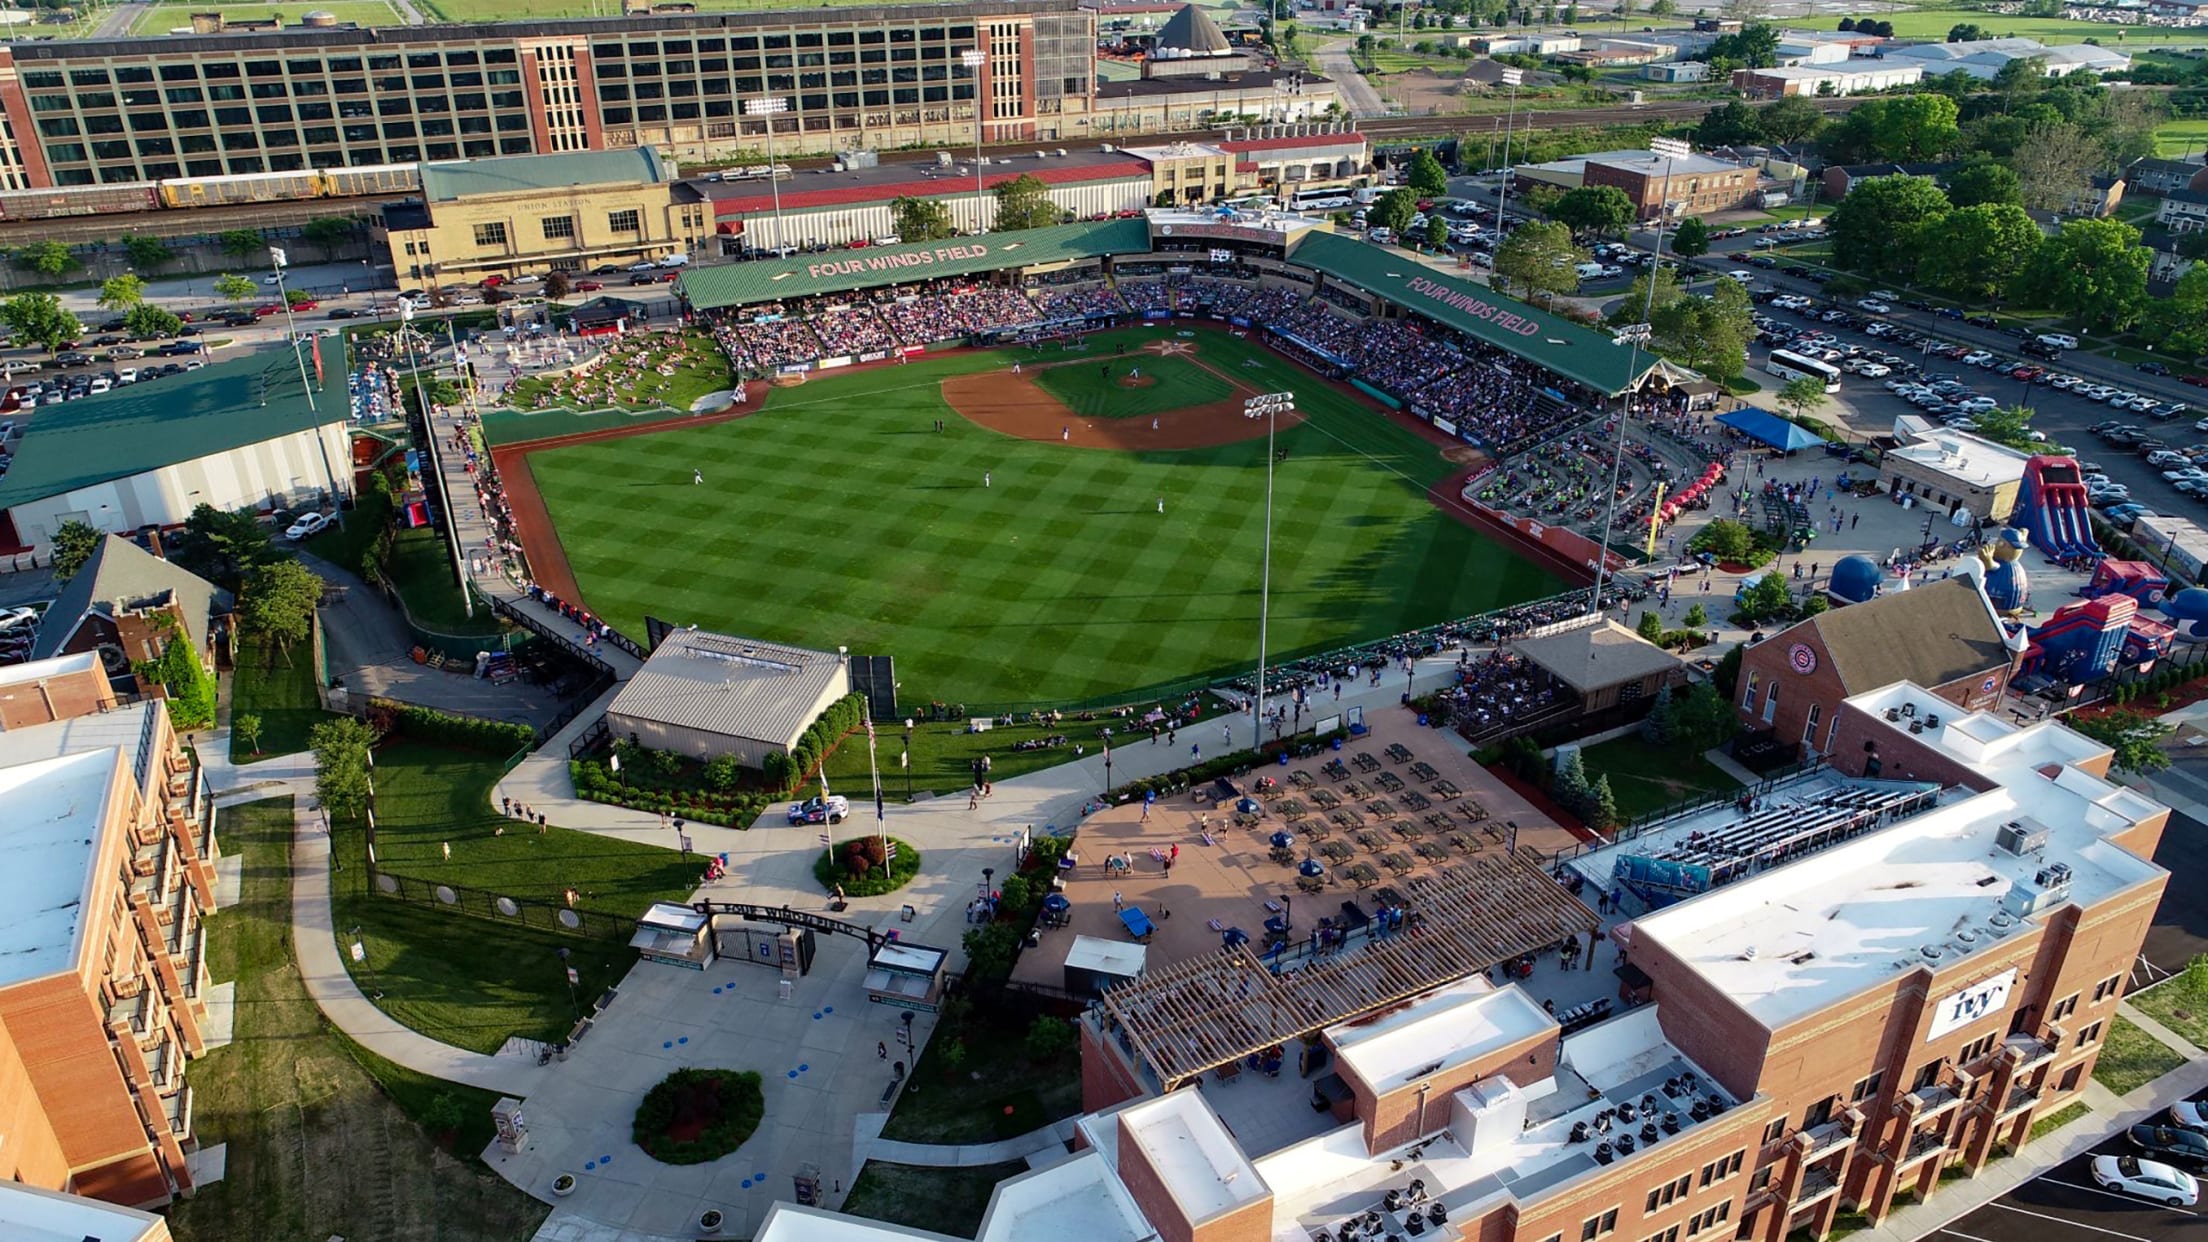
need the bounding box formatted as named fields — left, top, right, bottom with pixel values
left=633, top=1068, right=764, bottom=1165
left=811, top=835, right=921, bottom=896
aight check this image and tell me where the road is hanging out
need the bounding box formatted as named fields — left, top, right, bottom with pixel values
left=1312, top=36, right=1392, bottom=118
left=89, top=2, right=144, bottom=37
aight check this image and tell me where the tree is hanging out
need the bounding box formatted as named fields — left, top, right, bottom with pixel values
left=1371, top=186, right=1420, bottom=234
left=960, top=922, right=1022, bottom=979
left=97, top=274, right=146, bottom=313
left=51, top=520, right=102, bottom=582
left=11, top=240, right=76, bottom=277
left=1758, top=94, right=1827, bottom=146
left=167, top=503, right=280, bottom=592
left=121, top=234, right=175, bottom=271
left=1551, top=184, right=1637, bottom=240
left=1826, top=174, right=1950, bottom=277
left=310, top=716, right=379, bottom=824
left=1707, top=23, right=1781, bottom=68
left=1641, top=683, right=1678, bottom=744
left=2140, top=263, right=2208, bottom=359
left=217, top=229, right=264, bottom=262
left=1968, top=404, right=2047, bottom=453
left=1694, top=99, right=1764, bottom=149
left=301, top=215, right=355, bottom=259
left=1919, top=203, right=2043, bottom=303
left=1947, top=21, right=1992, bottom=41
left=1650, top=280, right=1755, bottom=381
left=1684, top=602, right=1708, bottom=628
left=1943, top=161, right=2022, bottom=209
left=125, top=303, right=184, bottom=339
left=285, top=287, right=314, bottom=308
left=544, top=270, right=571, bottom=300
left=890, top=195, right=955, bottom=242
left=0, top=293, right=85, bottom=354
left=1588, top=775, right=1619, bottom=832
left=1691, top=518, right=1757, bottom=561
left=235, top=713, right=264, bottom=757
left=1153, top=188, right=1177, bottom=208
left=1648, top=0, right=1675, bottom=13
left=2013, top=216, right=2149, bottom=333
left=238, top=559, right=325, bottom=662
left=1406, top=148, right=1451, bottom=196
left=1637, top=609, right=1666, bottom=643
left=1025, top=1014, right=1080, bottom=1061
left=132, top=616, right=214, bottom=732
left=991, top=173, right=1063, bottom=232
left=2011, top=121, right=2102, bottom=214
left=1669, top=215, right=1710, bottom=259
left=1824, top=94, right=1960, bottom=164
left=1492, top=219, right=1585, bottom=304
left=2068, top=708, right=2173, bottom=775
left=212, top=273, right=257, bottom=306
left=1776, top=375, right=1829, bottom=423
left=1426, top=215, right=1451, bottom=249
left=1674, top=682, right=1739, bottom=752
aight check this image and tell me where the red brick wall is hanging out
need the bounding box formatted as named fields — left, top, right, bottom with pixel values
left=1113, top=1107, right=1275, bottom=1242
left=1346, top=1028, right=1559, bottom=1154
left=0, top=662, right=117, bottom=729
left=1508, top=1105, right=1773, bottom=1242
left=1081, top=1023, right=1147, bottom=1114
left=0, top=1015, right=70, bottom=1189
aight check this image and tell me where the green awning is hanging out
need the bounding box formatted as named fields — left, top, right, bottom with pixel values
left=1285, top=231, right=1656, bottom=397
left=679, top=219, right=1151, bottom=310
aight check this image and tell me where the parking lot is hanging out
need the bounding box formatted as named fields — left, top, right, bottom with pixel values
left=1934, top=1115, right=2207, bottom=1242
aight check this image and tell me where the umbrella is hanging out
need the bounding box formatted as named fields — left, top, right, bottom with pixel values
left=1222, top=927, right=1250, bottom=948
left=1298, top=858, right=1326, bottom=878
left=1042, top=893, right=1070, bottom=913
left=1270, top=831, right=1296, bottom=849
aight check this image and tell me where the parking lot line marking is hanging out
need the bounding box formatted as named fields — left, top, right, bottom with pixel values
left=1938, top=1229, right=2000, bottom=1242
left=1990, top=1202, right=2156, bottom=1241
left=2041, top=1179, right=2199, bottom=1216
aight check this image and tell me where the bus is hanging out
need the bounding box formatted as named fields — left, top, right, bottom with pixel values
left=1289, top=187, right=1354, bottom=212
left=1766, top=348, right=1842, bottom=393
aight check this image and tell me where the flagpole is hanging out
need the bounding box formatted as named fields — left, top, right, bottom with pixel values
left=867, top=714, right=888, bottom=859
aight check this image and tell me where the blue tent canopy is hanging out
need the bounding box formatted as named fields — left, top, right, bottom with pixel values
left=1717, top=408, right=1827, bottom=452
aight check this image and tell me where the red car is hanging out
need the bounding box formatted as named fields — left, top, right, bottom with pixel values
left=574, top=279, right=604, bottom=292
left=659, top=271, right=680, bottom=282
left=2185, top=374, right=2208, bottom=390
left=252, top=304, right=281, bottom=317
left=289, top=299, right=319, bottom=312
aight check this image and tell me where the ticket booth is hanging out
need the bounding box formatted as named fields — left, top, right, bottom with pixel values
left=863, top=941, right=949, bottom=1013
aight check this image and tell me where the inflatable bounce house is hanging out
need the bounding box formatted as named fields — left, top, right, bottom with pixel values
left=2079, top=559, right=2169, bottom=610
left=2015, top=454, right=2103, bottom=564
left=2016, top=594, right=2174, bottom=684
left=1977, top=528, right=2031, bottom=615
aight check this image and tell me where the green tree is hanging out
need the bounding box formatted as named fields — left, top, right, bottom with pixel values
left=212, top=273, right=257, bottom=306
left=2011, top=120, right=2102, bottom=214
left=2013, top=216, right=2150, bottom=333
left=1683, top=602, right=1708, bottom=628
left=1947, top=21, right=1992, bottom=41
left=2139, top=263, right=2208, bottom=359
left=1611, top=267, right=1686, bottom=325
left=1406, top=148, right=1451, bottom=196
left=1824, top=95, right=1961, bottom=164
left=1708, top=23, right=1781, bottom=68
left=97, top=274, right=146, bottom=313
left=1968, top=404, right=2047, bottom=453
left=1694, top=99, right=1764, bottom=149
left=1025, top=1014, right=1079, bottom=1061
left=132, top=617, right=214, bottom=731
left=960, top=922, right=1022, bottom=979
left=310, top=715, right=379, bottom=824
left=1426, top=215, right=1451, bottom=249
left=11, top=240, right=76, bottom=277
left=1691, top=518, right=1756, bottom=561
left=1153, top=188, right=1177, bottom=208
left=1943, top=161, right=2022, bottom=208
left=301, top=215, right=356, bottom=259
left=1371, top=186, right=1420, bottom=234
left=165, top=503, right=280, bottom=592
left=1637, top=610, right=1665, bottom=643
left=1650, top=280, right=1755, bottom=381
left=1667, top=216, right=1710, bottom=260
left=121, top=234, right=175, bottom=271
left=2068, top=708, right=2173, bottom=775
left=1919, top=202, right=2043, bottom=303
left=285, top=287, right=314, bottom=307
left=890, top=195, right=955, bottom=242
left=125, top=303, right=184, bottom=339
left=1648, top=0, right=1675, bottom=13
left=217, top=229, right=264, bottom=262
left=238, top=558, right=325, bottom=662
left=235, top=712, right=264, bottom=757
left=1492, top=219, right=1585, bottom=304
left=50, top=520, right=103, bottom=582
left=1640, top=683, right=1678, bottom=744
left=1588, top=774, right=1619, bottom=832
left=544, top=270, right=571, bottom=301
left=1826, top=174, right=1950, bottom=277
left=991, top=173, right=1063, bottom=232
left=1775, top=375, right=1829, bottom=423
left=0, top=292, right=85, bottom=354
left=1551, top=184, right=1637, bottom=240
left=1758, top=94, right=1827, bottom=146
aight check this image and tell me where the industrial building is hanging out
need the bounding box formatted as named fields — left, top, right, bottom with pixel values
left=1732, top=62, right=1925, bottom=98
left=1514, top=148, right=1768, bottom=220
left=1878, top=424, right=2031, bottom=522
left=377, top=147, right=709, bottom=281
left=604, top=628, right=850, bottom=765
left=1880, top=36, right=2131, bottom=79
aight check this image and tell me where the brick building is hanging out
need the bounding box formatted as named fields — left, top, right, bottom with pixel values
left=29, top=534, right=231, bottom=693
left=1581, top=150, right=1763, bottom=220
left=0, top=661, right=219, bottom=1208
left=1736, top=578, right=2019, bottom=757
left=0, top=650, right=121, bottom=731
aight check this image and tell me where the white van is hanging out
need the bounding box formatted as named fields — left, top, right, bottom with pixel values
left=657, top=253, right=692, bottom=268
left=1575, top=261, right=1606, bottom=280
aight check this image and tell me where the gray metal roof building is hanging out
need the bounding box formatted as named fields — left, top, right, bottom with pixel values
left=605, top=629, right=851, bottom=763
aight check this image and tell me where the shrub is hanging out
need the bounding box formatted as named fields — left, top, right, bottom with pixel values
left=632, top=1068, right=764, bottom=1165
left=703, top=753, right=743, bottom=793
left=814, top=835, right=920, bottom=896
left=393, top=704, right=534, bottom=753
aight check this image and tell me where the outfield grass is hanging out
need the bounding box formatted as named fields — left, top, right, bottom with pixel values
left=527, top=328, right=1563, bottom=707
left=2156, top=118, right=2208, bottom=158
left=1031, top=352, right=1235, bottom=419
left=386, top=526, right=503, bottom=636
left=230, top=635, right=326, bottom=763
left=1578, top=734, right=1742, bottom=823
left=132, top=0, right=402, bottom=32
left=329, top=742, right=698, bottom=1052
left=168, top=799, right=544, bottom=1242
left=1793, top=9, right=2208, bottom=44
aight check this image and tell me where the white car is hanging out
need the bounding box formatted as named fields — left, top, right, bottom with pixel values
left=2038, top=332, right=2080, bottom=350
left=261, top=272, right=284, bottom=285
left=1962, top=351, right=1996, bottom=367
left=1857, top=299, right=1892, bottom=314
left=2165, top=469, right=2208, bottom=483
left=1868, top=289, right=1900, bottom=301
left=2091, top=1155, right=2199, bottom=1207
left=285, top=512, right=332, bottom=540
left=1725, top=270, right=1754, bottom=282
left=0, top=605, right=38, bottom=633
left=1858, top=364, right=1891, bottom=378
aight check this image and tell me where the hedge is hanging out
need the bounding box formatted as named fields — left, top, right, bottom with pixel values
left=1107, top=730, right=1349, bottom=802
left=569, top=758, right=775, bottom=827
left=811, top=834, right=920, bottom=896
left=632, top=1068, right=763, bottom=1165
left=393, top=704, right=534, bottom=753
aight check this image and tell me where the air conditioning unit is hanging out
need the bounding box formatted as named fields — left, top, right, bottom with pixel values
left=1995, top=820, right=2049, bottom=857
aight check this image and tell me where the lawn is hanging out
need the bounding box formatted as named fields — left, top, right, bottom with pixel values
left=328, top=742, right=700, bottom=1052
left=132, top=0, right=402, bottom=33
left=505, top=327, right=730, bottom=414
left=2155, top=118, right=2208, bottom=158
left=842, top=1161, right=1029, bottom=1239
left=2128, top=956, right=2208, bottom=1050
left=823, top=716, right=1152, bottom=798
left=526, top=327, right=1563, bottom=707
left=1792, top=9, right=2208, bottom=44
left=1578, top=734, right=1742, bottom=823
left=879, top=1001, right=1082, bottom=1144
left=166, top=799, right=546, bottom=1242
left=386, top=526, right=503, bottom=636
left=2090, top=1016, right=2187, bottom=1096
left=2027, top=1100, right=2091, bottom=1144
left=229, top=635, right=326, bottom=763
left=1030, top=351, right=1236, bottom=420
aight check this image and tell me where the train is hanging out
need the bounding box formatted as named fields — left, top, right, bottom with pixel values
left=0, top=163, right=423, bottom=223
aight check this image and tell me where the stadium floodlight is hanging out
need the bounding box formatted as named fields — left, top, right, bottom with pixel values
left=744, top=96, right=791, bottom=256
left=264, top=243, right=349, bottom=546
left=1245, top=392, right=1294, bottom=750
left=1493, top=68, right=1525, bottom=236
left=964, top=50, right=989, bottom=232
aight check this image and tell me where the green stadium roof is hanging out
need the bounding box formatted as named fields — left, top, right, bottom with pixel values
left=1285, top=231, right=1657, bottom=397
left=0, top=345, right=346, bottom=511
left=420, top=148, right=671, bottom=202
left=679, top=219, right=1152, bottom=309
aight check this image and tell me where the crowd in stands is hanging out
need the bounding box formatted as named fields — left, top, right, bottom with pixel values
left=1031, top=284, right=1129, bottom=320
left=808, top=306, right=901, bottom=357
left=1434, top=650, right=1573, bottom=740
left=504, top=330, right=711, bottom=411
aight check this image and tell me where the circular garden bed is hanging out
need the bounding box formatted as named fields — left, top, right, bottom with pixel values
left=812, top=834, right=921, bottom=897
left=633, top=1068, right=764, bottom=1165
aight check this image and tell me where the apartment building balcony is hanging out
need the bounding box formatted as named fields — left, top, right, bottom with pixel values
left=1896, top=1128, right=1949, bottom=1169
left=1802, top=1119, right=1858, bottom=1160
left=2006, top=1032, right=2058, bottom=1073
left=1999, top=1084, right=2042, bottom=1118
left=1908, top=1081, right=1965, bottom=1121
left=170, top=917, right=205, bottom=1001
left=107, top=983, right=153, bottom=1043
left=130, top=832, right=176, bottom=908
left=1795, top=1167, right=1842, bottom=1206
left=160, top=1081, right=193, bottom=1140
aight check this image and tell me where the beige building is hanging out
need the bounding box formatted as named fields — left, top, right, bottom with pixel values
left=604, top=629, right=849, bottom=765
left=1880, top=426, right=2029, bottom=522
left=378, top=147, right=711, bottom=283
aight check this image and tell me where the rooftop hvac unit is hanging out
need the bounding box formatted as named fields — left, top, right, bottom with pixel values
left=1995, top=820, right=2049, bottom=857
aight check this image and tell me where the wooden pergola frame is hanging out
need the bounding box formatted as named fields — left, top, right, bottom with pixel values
left=1097, top=852, right=1599, bottom=1088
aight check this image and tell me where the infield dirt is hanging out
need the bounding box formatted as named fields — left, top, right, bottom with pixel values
left=938, top=340, right=1305, bottom=450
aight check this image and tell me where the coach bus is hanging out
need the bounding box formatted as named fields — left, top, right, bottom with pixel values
left=1289, top=187, right=1355, bottom=212
left=1766, top=348, right=1842, bottom=393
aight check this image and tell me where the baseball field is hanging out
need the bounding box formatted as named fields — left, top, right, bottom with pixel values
left=509, top=326, right=1562, bottom=706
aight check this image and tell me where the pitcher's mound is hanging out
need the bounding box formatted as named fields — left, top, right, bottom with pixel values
left=1117, top=373, right=1159, bottom=390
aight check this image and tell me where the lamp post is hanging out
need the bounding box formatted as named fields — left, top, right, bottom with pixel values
left=744, top=97, right=790, bottom=256
left=1591, top=136, right=1690, bottom=617
left=963, top=49, right=989, bottom=233
left=556, top=946, right=579, bottom=1023
left=1492, top=66, right=1524, bottom=238
left=270, top=246, right=345, bottom=529
left=1246, top=391, right=1294, bottom=751
left=902, top=717, right=914, bottom=801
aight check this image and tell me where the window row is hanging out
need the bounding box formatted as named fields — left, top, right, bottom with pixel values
left=21, top=47, right=523, bottom=90
left=591, top=27, right=975, bottom=57
left=46, top=138, right=531, bottom=182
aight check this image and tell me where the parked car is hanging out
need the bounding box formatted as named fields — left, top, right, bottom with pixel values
left=2168, top=1101, right=2208, bottom=1132
left=328, top=307, right=364, bottom=319
left=2139, top=360, right=2171, bottom=376
left=284, top=512, right=332, bottom=540
left=2120, top=1129, right=2208, bottom=1177
left=786, top=794, right=849, bottom=825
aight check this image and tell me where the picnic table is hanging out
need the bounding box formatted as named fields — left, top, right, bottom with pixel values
left=1461, top=799, right=1488, bottom=822
left=1446, top=831, right=1479, bottom=855
left=1322, top=759, right=1351, bottom=781
left=1353, top=828, right=1387, bottom=852
left=1290, top=769, right=1316, bottom=790
left=1352, top=752, right=1382, bottom=773
left=1345, top=862, right=1380, bottom=888
left=1310, top=788, right=1342, bottom=810
left=1366, top=799, right=1398, bottom=821
left=1298, top=818, right=1333, bottom=841
left=1296, top=872, right=1327, bottom=894
left=1415, top=840, right=1451, bottom=863
left=1380, top=850, right=1416, bottom=875
left=1391, top=819, right=1422, bottom=841
left=1318, top=839, right=1355, bottom=863
left=1373, top=771, right=1404, bottom=793
left=1331, top=809, right=1367, bottom=832
left=1274, top=798, right=1309, bottom=821
left=1431, top=779, right=1462, bottom=801
left=1339, top=780, right=1371, bottom=801
left=1376, top=885, right=1408, bottom=908
left=1409, top=761, right=1440, bottom=783
left=1399, top=790, right=1432, bottom=812
left=1385, top=743, right=1414, bottom=764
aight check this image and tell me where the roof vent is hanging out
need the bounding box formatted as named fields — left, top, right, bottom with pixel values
left=1740, top=945, right=1758, bottom=960
left=1920, top=944, right=1945, bottom=961
left=1995, top=820, right=2049, bottom=857
left=1989, top=911, right=2017, bottom=929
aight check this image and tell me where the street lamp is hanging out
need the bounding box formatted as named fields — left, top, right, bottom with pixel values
left=1492, top=66, right=1525, bottom=238
left=963, top=49, right=989, bottom=233
left=743, top=96, right=790, bottom=256
left=556, top=946, right=578, bottom=1023
left=1246, top=391, right=1294, bottom=751
left=1591, top=137, right=1691, bottom=617
left=270, top=246, right=345, bottom=529
left=902, top=718, right=915, bottom=801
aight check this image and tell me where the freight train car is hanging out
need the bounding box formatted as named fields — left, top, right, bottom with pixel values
left=158, top=170, right=328, bottom=208
left=0, top=182, right=159, bottom=222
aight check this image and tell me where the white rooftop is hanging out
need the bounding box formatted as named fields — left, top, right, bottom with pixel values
left=0, top=649, right=98, bottom=692
left=1887, top=428, right=2030, bottom=488
left=977, top=1150, right=1153, bottom=1242
left=0, top=749, right=119, bottom=989
left=1625, top=683, right=2167, bottom=1027
left=0, top=1180, right=167, bottom=1242
left=1120, top=1089, right=1270, bottom=1221
left=754, top=1202, right=963, bottom=1242
left=1329, top=976, right=1553, bottom=1094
